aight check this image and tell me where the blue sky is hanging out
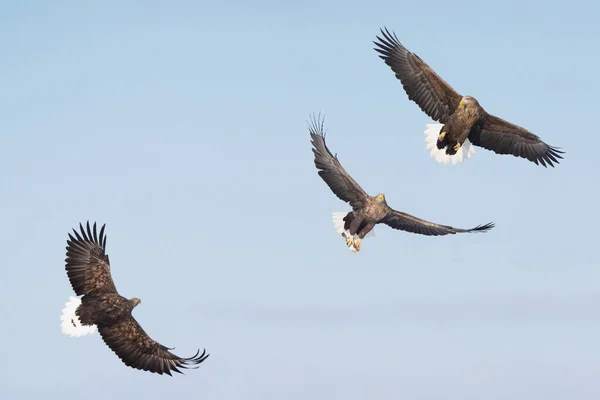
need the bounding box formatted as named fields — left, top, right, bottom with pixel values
left=1, top=1, right=599, bottom=398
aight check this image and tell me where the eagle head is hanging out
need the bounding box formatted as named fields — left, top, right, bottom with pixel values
left=130, top=298, right=142, bottom=308
left=459, top=96, right=479, bottom=109
left=375, top=193, right=386, bottom=203
left=459, top=96, right=483, bottom=118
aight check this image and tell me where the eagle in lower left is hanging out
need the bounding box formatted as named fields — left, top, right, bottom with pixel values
left=60, top=221, right=209, bottom=376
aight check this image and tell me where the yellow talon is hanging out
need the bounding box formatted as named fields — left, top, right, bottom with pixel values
left=453, top=143, right=461, bottom=152
left=438, top=131, right=446, bottom=140
left=345, top=236, right=354, bottom=248
left=354, top=238, right=361, bottom=251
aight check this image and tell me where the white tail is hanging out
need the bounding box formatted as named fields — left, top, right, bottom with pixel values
left=424, top=124, right=476, bottom=165
left=60, top=296, right=97, bottom=337
left=331, top=212, right=374, bottom=253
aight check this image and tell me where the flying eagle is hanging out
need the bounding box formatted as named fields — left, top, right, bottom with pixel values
left=373, top=27, right=564, bottom=167
left=309, top=113, right=494, bottom=253
left=60, top=221, right=209, bottom=376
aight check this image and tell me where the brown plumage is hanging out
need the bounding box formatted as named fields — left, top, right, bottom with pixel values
left=64, top=221, right=209, bottom=376
left=374, top=27, right=564, bottom=167
left=309, top=113, right=494, bottom=252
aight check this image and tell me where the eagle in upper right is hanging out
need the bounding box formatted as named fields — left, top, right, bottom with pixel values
left=374, top=27, right=564, bottom=167
left=309, top=113, right=494, bottom=253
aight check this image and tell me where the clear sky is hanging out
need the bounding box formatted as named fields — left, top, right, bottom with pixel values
left=1, top=1, right=599, bottom=398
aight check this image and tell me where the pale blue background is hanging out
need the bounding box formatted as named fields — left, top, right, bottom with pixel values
left=1, top=1, right=599, bottom=399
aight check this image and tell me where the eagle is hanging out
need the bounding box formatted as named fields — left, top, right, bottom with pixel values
left=60, top=221, right=209, bottom=376
left=309, top=113, right=494, bottom=253
left=373, top=27, right=564, bottom=167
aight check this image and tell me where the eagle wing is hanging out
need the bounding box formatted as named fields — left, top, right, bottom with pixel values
left=373, top=27, right=462, bottom=123
left=65, top=221, right=117, bottom=296
left=379, top=208, right=495, bottom=236
left=98, top=317, right=209, bottom=376
left=309, top=113, right=368, bottom=210
left=470, top=113, right=564, bottom=167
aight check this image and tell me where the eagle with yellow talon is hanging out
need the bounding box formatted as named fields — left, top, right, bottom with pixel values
left=309, top=113, right=495, bottom=253
left=374, top=27, right=564, bottom=167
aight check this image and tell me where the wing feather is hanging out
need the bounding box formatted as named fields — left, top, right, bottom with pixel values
left=380, top=208, right=495, bottom=236
left=65, top=221, right=117, bottom=296
left=470, top=113, right=564, bottom=167
left=374, top=27, right=462, bottom=123
left=309, top=113, right=368, bottom=210
left=98, top=317, right=209, bottom=376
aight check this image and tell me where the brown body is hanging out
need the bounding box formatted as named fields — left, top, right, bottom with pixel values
left=438, top=96, right=484, bottom=155
left=76, top=293, right=139, bottom=328
left=343, top=194, right=388, bottom=239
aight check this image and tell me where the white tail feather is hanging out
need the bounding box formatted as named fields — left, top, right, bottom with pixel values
left=424, top=124, right=476, bottom=165
left=331, top=212, right=373, bottom=253
left=60, top=296, right=97, bottom=337
left=331, top=212, right=349, bottom=236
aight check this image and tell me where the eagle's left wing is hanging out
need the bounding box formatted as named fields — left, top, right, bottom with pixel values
left=380, top=208, right=494, bottom=236
left=470, top=113, right=564, bottom=167
left=98, top=317, right=209, bottom=376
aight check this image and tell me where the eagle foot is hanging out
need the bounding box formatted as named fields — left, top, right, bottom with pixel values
left=354, top=238, right=361, bottom=252
left=437, top=131, right=449, bottom=150
left=345, top=235, right=355, bottom=248
left=453, top=143, right=461, bottom=152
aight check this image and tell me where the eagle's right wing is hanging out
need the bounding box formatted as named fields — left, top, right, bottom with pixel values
left=374, top=27, right=462, bottom=124
left=309, top=113, right=368, bottom=210
left=98, top=317, right=209, bottom=376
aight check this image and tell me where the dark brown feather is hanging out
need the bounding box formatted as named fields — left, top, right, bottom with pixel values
left=309, top=113, right=368, bottom=210
left=65, top=221, right=116, bottom=296
left=98, top=318, right=209, bottom=376
left=380, top=208, right=495, bottom=236
left=470, top=113, right=564, bottom=167
left=374, top=28, right=462, bottom=123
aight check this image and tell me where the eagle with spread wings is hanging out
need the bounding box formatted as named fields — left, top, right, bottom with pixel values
left=374, top=27, right=564, bottom=167
left=60, top=221, right=209, bottom=376
left=309, top=113, right=494, bottom=253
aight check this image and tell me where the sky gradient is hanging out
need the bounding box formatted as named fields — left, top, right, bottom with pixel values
left=1, top=1, right=599, bottom=399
